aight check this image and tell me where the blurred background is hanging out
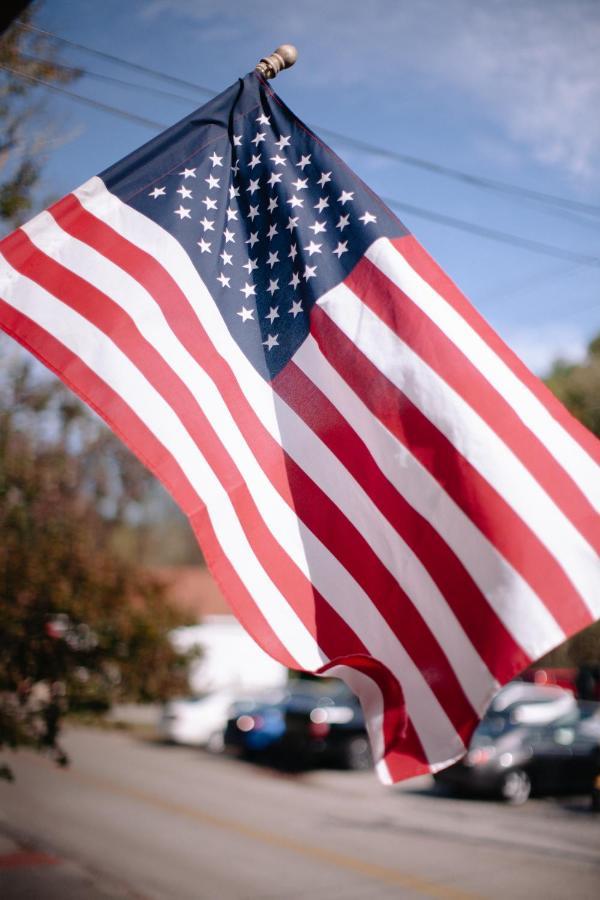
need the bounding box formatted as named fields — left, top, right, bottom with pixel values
left=1, top=2, right=599, bottom=898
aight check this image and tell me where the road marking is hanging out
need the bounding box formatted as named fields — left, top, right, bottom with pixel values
left=0, top=851, right=59, bottom=869
left=61, top=765, right=481, bottom=900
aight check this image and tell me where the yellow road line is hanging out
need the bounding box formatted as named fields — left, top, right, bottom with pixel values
left=61, top=765, right=482, bottom=900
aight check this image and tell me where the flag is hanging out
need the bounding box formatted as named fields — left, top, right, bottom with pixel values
left=1, top=71, right=598, bottom=784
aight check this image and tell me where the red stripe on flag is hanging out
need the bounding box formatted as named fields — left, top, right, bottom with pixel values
left=0, top=295, right=299, bottom=671
left=346, top=253, right=600, bottom=555
left=275, top=356, right=531, bottom=685
left=392, top=235, right=600, bottom=466
left=310, top=304, right=594, bottom=638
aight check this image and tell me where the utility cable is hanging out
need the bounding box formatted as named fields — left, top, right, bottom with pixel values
left=3, top=63, right=600, bottom=269
left=15, top=20, right=214, bottom=98
left=16, top=20, right=600, bottom=219
left=17, top=52, right=200, bottom=107
left=0, top=64, right=166, bottom=129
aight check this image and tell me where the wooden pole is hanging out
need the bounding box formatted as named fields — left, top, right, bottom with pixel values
left=255, top=44, right=298, bottom=79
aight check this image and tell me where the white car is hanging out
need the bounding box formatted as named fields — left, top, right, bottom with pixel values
left=159, top=690, right=239, bottom=750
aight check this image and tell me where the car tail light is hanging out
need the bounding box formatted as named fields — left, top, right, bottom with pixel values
left=236, top=715, right=255, bottom=732
left=466, top=746, right=494, bottom=766
left=309, top=721, right=330, bottom=738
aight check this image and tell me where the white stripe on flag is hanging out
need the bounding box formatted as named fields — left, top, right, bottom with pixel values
left=366, top=237, right=600, bottom=513
left=318, top=280, right=600, bottom=618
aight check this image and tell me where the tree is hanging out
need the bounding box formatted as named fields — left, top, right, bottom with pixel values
left=0, top=355, right=195, bottom=777
left=0, top=1, right=80, bottom=228
left=538, top=333, right=600, bottom=671
left=545, top=335, right=600, bottom=439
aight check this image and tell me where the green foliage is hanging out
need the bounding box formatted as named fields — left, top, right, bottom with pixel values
left=0, top=356, right=195, bottom=771
left=545, top=334, right=600, bottom=439
left=541, top=331, right=600, bottom=668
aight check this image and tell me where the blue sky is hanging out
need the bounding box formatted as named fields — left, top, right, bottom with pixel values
left=16, top=0, right=600, bottom=373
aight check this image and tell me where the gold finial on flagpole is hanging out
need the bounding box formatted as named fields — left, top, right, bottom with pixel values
left=255, top=44, right=298, bottom=79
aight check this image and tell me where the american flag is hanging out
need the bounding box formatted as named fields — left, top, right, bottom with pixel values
left=1, top=71, right=599, bottom=783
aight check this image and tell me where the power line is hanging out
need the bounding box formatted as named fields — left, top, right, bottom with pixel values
left=384, top=199, right=600, bottom=267
left=16, top=20, right=215, bottom=98
left=320, top=127, right=600, bottom=219
left=0, top=64, right=166, bottom=129
left=17, top=20, right=600, bottom=220
left=3, top=63, right=600, bottom=269
left=17, top=52, right=199, bottom=107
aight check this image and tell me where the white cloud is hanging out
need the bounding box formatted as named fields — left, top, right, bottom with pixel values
left=140, top=0, right=600, bottom=180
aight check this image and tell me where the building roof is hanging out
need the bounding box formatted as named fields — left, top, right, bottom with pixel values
left=152, top=566, right=232, bottom=621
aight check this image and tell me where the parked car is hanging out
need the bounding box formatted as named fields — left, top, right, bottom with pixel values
left=435, top=700, right=600, bottom=804
left=223, top=685, right=311, bottom=758
left=159, top=689, right=241, bottom=749
left=279, top=678, right=372, bottom=771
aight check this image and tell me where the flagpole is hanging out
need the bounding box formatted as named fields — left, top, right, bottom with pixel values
left=255, top=44, right=298, bottom=79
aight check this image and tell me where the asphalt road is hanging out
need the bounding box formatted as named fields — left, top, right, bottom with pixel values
left=0, top=727, right=598, bottom=899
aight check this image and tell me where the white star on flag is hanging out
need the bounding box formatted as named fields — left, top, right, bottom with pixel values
left=149, top=187, right=166, bottom=198
left=174, top=206, right=191, bottom=219
left=332, top=240, right=348, bottom=258
left=263, top=333, right=279, bottom=350
left=209, top=152, right=223, bottom=167
left=179, top=167, right=196, bottom=178
left=360, top=211, right=377, bottom=225
left=197, top=239, right=211, bottom=253
left=304, top=241, right=322, bottom=256
left=236, top=306, right=254, bottom=322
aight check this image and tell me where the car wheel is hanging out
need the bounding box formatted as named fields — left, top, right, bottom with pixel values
left=499, top=769, right=531, bottom=805
left=343, top=735, right=372, bottom=771
left=205, top=730, right=225, bottom=754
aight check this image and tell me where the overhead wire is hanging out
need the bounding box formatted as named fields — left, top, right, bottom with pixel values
left=16, top=52, right=202, bottom=107
left=3, top=42, right=600, bottom=270
left=0, top=64, right=166, bottom=129
left=15, top=20, right=215, bottom=98
left=16, top=19, right=600, bottom=220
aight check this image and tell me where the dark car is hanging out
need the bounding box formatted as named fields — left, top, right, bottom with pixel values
left=224, top=682, right=316, bottom=757
left=435, top=701, right=600, bottom=804
left=280, top=678, right=372, bottom=771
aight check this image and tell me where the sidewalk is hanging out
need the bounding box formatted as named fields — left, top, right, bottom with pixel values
left=0, top=826, right=140, bottom=899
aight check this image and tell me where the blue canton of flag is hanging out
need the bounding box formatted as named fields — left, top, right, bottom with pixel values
left=102, top=75, right=404, bottom=380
